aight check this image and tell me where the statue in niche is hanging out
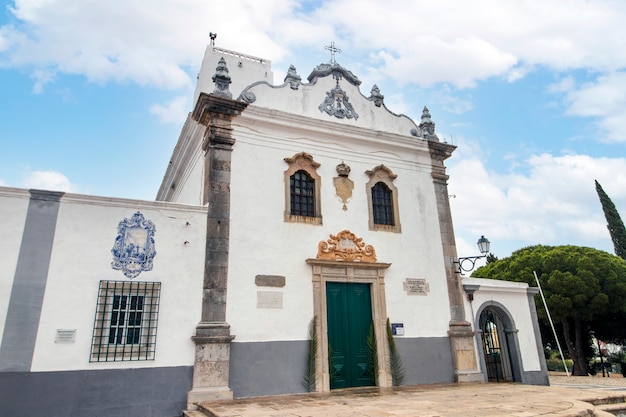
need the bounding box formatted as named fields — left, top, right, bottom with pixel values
left=333, top=161, right=353, bottom=210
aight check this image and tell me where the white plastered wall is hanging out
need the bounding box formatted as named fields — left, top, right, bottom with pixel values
left=226, top=106, right=451, bottom=343
left=194, top=45, right=274, bottom=104
left=463, top=277, right=543, bottom=372
left=0, top=188, right=30, bottom=342
left=156, top=115, right=205, bottom=204
left=29, top=193, right=207, bottom=371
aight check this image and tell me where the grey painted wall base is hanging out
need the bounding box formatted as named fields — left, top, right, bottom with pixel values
left=521, top=370, right=550, bottom=386
left=230, top=340, right=309, bottom=398
left=0, top=366, right=192, bottom=417
left=395, top=337, right=455, bottom=385
left=229, top=337, right=455, bottom=399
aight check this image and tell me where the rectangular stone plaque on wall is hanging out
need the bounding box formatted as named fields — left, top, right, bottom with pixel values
left=257, top=291, right=283, bottom=309
left=403, top=278, right=430, bottom=295
left=55, top=329, right=76, bottom=343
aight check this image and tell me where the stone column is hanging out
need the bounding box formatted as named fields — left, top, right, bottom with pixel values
left=187, top=92, right=248, bottom=408
left=428, top=140, right=483, bottom=383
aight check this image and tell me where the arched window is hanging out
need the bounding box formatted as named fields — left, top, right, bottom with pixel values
left=284, top=152, right=322, bottom=224
left=365, top=165, right=401, bottom=232
left=371, top=182, right=394, bottom=225
left=290, top=170, right=315, bottom=217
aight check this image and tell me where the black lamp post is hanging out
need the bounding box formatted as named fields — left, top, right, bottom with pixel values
left=454, top=236, right=491, bottom=275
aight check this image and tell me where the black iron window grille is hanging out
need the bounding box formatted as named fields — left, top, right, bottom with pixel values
left=290, top=170, right=316, bottom=217
left=371, top=182, right=394, bottom=225
left=90, top=280, right=160, bottom=362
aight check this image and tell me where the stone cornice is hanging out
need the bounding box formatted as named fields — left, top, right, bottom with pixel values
left=237, top=106, right=431, bottom=155
left=192, top=93, right=248, bottom=127
left=428, top=140, right=457, bottom=162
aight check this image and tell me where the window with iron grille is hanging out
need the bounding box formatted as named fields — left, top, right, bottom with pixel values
left=290, top=170, right=316, bottom=217
left=284, top=152, right=322, bottom=224
left=365, top=165, right=401, bottom=233
left=371, top=182, right=394, bottom=225
left=90, top=281, right=160, bottom=362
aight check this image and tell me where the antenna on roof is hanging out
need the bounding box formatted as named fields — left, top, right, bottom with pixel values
left=209, top=32, right=217, bottom=46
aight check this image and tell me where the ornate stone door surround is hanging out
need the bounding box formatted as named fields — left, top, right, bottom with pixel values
left=306, top=230, right=391, bottom=392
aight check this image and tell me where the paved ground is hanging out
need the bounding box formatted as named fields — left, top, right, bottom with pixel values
left=188, top=375, right=626, bottom=417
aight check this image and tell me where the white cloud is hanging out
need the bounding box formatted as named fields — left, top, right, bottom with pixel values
left=1, top=0, right=296, bottom=89
left=21, top=170, right=74, bottom=192
left=449, top=140, right=626, bottom=257
left=563, top=71, right=626, bottom=143
left=30, top=69, right=54, bottom=94
left=430, top=86, right=474, bottom=114
left=150, top=96, right=189, bottom=124
left=3, top=0, right=626, bottom=92
left=549, top=76, right=576, bottom=94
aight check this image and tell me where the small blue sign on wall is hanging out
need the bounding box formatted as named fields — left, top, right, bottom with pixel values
left=391, top=323, right=404, bottom=336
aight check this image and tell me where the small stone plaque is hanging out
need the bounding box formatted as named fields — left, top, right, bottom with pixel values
left=403, top=278, right=430, bottom=295
left=55, top=329, right=76, bottom=343
left=257, top=291, right=283, bottom=309
left=255, top=275, right=286, bottom=287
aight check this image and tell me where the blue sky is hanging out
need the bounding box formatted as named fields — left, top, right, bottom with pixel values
left=1, top=0, right=625, bottom=262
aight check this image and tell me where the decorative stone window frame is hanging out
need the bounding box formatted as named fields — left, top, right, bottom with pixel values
left=306, top=230, right=392, bottom=392
left=284, top=152, right=322, bottom=224
left=365, top=165, right=401, bottom=233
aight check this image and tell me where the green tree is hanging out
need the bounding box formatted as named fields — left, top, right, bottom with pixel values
left=595, top=180, right=626, bottom=260
left=473, top=245, right=626, bottom=376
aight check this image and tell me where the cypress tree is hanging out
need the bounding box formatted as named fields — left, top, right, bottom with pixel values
left=595, top=180, right=626, bottom=260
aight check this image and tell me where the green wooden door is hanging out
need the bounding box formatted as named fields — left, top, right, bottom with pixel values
left=326, top=282, right=374, bottom=389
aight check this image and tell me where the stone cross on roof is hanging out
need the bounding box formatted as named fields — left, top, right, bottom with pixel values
left=324, top=41, right=342, bottom=64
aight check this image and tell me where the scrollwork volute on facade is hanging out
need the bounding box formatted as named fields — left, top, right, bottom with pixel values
left=317, top=230, right=377, bottom=262
left=212, top=57, right=232, bottom=99
left=240, top=91, right=256, bottom=103
left=284, top=64, right=302, bottom=90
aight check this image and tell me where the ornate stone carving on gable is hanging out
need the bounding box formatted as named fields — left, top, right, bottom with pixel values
left=418, top=106, right=437, bottom=140
left=111, top=212, right=156, bottom=279
left=409, top=106, right=440, bottom=141
left=369, top=84, right=384, bottom=107
left=317, top=230, right=377, bottom=262
left=319, top=75, right=359, bottom=120
left=333, top=161, right=353, bottom=211
left=212, top=57, right=232, bottom=99
left=307, top=63, right=361, bottom=86
left=284, top=65, right=302, bottom=90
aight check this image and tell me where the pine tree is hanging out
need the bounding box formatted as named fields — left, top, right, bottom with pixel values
left=595, top=180, right=626, bottom=260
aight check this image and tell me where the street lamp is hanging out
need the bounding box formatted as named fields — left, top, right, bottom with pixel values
left=454, top=236, right=491, bottom=275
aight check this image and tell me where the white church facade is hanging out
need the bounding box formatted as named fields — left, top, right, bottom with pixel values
left=0, top=45, right=548, bottom=417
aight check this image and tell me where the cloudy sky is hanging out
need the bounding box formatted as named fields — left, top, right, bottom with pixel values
left=1, top=0, right=625, bottom=261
